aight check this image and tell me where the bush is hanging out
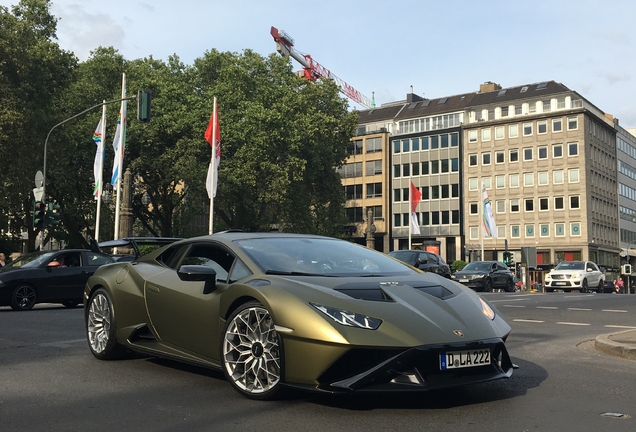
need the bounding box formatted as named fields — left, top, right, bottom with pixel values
left=451, top=260, right=467, bottom=272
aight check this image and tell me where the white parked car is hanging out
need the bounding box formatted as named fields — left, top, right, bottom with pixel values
left=544, top=261, right=604, bottom=293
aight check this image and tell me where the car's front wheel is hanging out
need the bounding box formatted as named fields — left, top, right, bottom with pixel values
left=483, top=278, right=493, bottom=292
left=581, top=279, right=588, bottom=293
left=10, top=284, right=37, bottom=311
left=596, top=279, right=604, bottom=293
left=86, top=288, right=127, bottom=360
left=505, top=278, right=515, bottom=292
left=222, top=301, right=284, bottom=400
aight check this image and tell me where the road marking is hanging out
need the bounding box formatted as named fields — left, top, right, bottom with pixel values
left=567, top=308, right=592, bottom=311
left=490, top=298, right=527, bottom=303
left=537, top=306, right=558, bottom=309
left=567, top=295, right=595, bottom=298
left=556, top=322, right=591, bottom=326
left=605, top=325, right=636, bottom=329
left=502, top=305, right=526, bottom=308
left=513, top=319, right=545, bottom=323
left=602, top=309, right=627, bottom=313
left=40, top=338, right=86, bottom=348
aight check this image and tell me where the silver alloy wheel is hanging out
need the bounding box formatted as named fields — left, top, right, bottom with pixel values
left=223, top=305, right=281, bottom=395
left=87, top=292, right=111, bottom=354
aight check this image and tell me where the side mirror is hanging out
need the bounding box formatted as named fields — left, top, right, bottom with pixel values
left=177, top=265, right=217, bottom=294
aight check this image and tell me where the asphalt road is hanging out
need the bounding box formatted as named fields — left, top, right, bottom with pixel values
left=1, top=293, right=635, bottom=432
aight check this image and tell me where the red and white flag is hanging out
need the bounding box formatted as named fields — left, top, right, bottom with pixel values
left=410, top=181, right=422, bottom=235
left=204, top=99, right=221, bottom=199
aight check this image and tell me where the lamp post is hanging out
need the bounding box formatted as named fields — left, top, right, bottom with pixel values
left=626, top=243, right=635, bottom=294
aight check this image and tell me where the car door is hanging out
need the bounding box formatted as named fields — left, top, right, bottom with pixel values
left=38, top=252, right=84, bottom=302
left=586, top=262, right=601, bottom=286
left=145, top=242, right=236, bottom=361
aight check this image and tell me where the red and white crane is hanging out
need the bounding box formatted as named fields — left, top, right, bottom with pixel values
left=270, top=26, right=374, bottom=109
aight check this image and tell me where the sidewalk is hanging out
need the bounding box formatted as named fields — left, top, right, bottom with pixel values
left=595, top=329, right=636, bottom=361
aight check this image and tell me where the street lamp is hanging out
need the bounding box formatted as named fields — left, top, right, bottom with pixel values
left=141, top=191, right=151, bottom=206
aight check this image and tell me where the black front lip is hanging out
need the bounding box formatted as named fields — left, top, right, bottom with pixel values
left=315, top=338, right=513, bottom=392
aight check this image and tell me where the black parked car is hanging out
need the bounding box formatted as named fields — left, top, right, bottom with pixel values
left=452, top=261, right=515, bottom=292
left=388, top=250, right=451, bottom=278
left=0, top=249, right=115, bottom=311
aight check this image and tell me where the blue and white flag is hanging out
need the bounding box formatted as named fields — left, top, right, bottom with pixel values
left=482, top=181, right=497, bottom=238
left=111, top=99, right=127, bottom=190
left=92, top=118, right=105, bottom=199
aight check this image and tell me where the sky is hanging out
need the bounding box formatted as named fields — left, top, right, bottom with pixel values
left=3, top=0, right=636, bottom=127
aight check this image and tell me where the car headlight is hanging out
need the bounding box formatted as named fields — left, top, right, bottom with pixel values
left=310, top=303, right=382, bottom=330
left=480, top=297, right=495, bottom=320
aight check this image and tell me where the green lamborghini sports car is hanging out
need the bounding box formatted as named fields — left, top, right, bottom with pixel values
left=84, top=232, right=513, bottom=399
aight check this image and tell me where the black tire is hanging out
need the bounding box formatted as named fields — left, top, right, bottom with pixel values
left=483, top=278, right=493, bottom=293
left=596, top=280, right=604, bottom=293
left=86, top=288, right=127, bottom=360
left=505, top=278, right=515, bottom=292
left=10, top=284, right=37, bottom=311
left=581, top=279, right=588, bottom=293
left=62, top=300, right=80, bottom=308
left=545, top=287, right=554, bottom=293
left=222, top=301, right=284, bottom=400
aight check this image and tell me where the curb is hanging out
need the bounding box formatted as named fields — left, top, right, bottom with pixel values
left=594, top=330, right=636, bottom=361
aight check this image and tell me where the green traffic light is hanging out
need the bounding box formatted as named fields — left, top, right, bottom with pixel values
left=137, top=89, right=152, bottom=123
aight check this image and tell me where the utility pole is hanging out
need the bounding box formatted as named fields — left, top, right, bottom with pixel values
left=365, top=209, right=376, bottom=250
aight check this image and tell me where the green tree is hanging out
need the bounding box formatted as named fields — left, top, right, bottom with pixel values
left=0, top=0, right=77, bottom=251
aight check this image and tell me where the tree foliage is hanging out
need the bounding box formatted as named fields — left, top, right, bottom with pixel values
left=0, top=1, right=358, bottom=253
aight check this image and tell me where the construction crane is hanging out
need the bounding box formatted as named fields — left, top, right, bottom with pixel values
left=270, top=26, right=374, bottom=109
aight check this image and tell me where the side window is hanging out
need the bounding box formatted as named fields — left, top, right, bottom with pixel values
left=85, top=252, right=113, bottom=266
left=229, top=259, right=252, bottom=283
left=64, top=252, right=81, bottom=267
left=158, top=245, right=188, bottom=269
left=182, top=243, right=235, bottom=283
left=427, top=252, right=439, bottom=264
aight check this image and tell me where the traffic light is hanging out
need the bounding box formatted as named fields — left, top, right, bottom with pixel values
left=33, top=201, right=46, bottom=229
left=622, top=264, right=632, bottom=275
left=46, top=202, right=61, bottom=228
left=503, top=251, right=512, bottom=264
left=137, top=89, right=152, bottom=123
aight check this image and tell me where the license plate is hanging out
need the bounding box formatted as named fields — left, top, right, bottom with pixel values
left=555, top=282, right=566, bottom=286
left=459, top=279, right=468, bottom=283
left=440, top=349, right=490, bottom=370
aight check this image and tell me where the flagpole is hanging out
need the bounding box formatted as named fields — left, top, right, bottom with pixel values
left=95, top=102, right=106, bottom=242
left=114, top=73, right=126, bottom=240
left=208, top=97, right=217, bottom=235
left=480, top=181, right=484, bottom=261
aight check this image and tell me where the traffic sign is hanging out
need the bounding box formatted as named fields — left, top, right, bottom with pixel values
left=35, top=170, right=44, bottom=188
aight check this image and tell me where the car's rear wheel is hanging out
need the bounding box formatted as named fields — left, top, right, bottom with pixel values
left=483, top=278, right=493, bottom=292
left=581, top=279, right=588, bottom=293
left=86, top=288, right=127, bottom=360
left=505, top=278, right=515, bottom=292
left=222, top=301, right=284, bottom=400
left=596, top=280, right=604, bottom=293
left=10, top=284, right=37, bottom=311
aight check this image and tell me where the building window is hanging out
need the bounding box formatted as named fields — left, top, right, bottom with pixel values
left=555, top=223, right=565, bottom=237
left=553, top=170, right=564, bottom=184
left=421, top=161, right=429, bottom=175
left=470, top=202, right=478, bottom=215
left=365, top=137, right=382, bottom=153
left=510, top=173, right=519, bottom=188
left=393, top=165, right=400, bottom=178
left=510, top=149, right=519, bottom=162
left=469, top=178, right=478, bottom=191
left=469, top=154, right=478, bottom=166
left=348, top=140, right=363, bottom=155
left=402, top=188, right=409, bottom=202
left=411, top=137, right=420, bottom=151
left=554, top=196, right=564, bottom=210
left=568, top=168, right=579, bottom=183
left=542, top=100, right=551, bottom=112
left=567, top=117, right=578, bottom=130
left=470, top=226, right=479, bottom=240
left=451, top=158, right=459, bottom=172
left=393, top=141, right=400, bottom=153
left=431, top=185, right=439, bottom=199
left=570, top=195, right=580, bottom=209
left=496, top=175, right=505, bottom=188
left=431, top=136, right=439, bottom=149
left=421, top=137, right=429, bottom=150
left=511, top=225, right=521, bottom=238
left=524, top=173, right=534, bottom=186
left=345, top=184, right=362, bottom=200
left=537, top=121, right=547, bottom=134
left=394, top=213, right=401, bottom=227
left=366, top=183, right=382, bottom=198
left=570, top=222, right=581, bottom=236
left=539, top=197, right=549, bottom=211
left=468, top=130, right=478, bottom=142
left=540, top=224, right=550, bottom=237
left=509, top=124, right=519, bottom=138
left=421, top=186, right=429, bottom=199
left=523, top=147, right=533, bottom=161
left=538, top=171, right=548, bottom=185
left=525, top=224, right=535, bottom=238
left=482, top=128, right=491, bottom=141
left=528, top=101, right=536, bottom=113
left=482, top=152, right=491, bottom=165
left=441, top=134, right=449, bottom=148
left=525, top=198, right=534, bottom=212
left=441, top=184, right=449, bottom=198
left=393, top=189, right=400, bottom=202
left=402, top=163, right=410, bottom=177
left=553, top=144, right=563, bottom=158
left=495, top=126, right=504, bottom=140
left=431, top=160, right=439, bottom=174
left=366, top=160, right=382, bottom=176
left=345, top=207, right=363, bottom=222
left=482, top=177, right=492, bottom=189
left=412, top=162, right=420, bottom=176
left=510, top=199, right=520, bottom=212
left=496, top=151, right=505, bottom=164
left=568, top=142, right=579, bottom=156
left=523, top=123, right=533, bottom=136
left=451, top=133, right=459, bottom=147
left=501, top=106, right=509, bottom=117
left=496, top=200, right=505, bottom=213
left=338, top=162, right=362, bottom=178
left=402, top=139, right=410, bottom=152
left=452, top=210, right=459, bottom=223
left=497, top=226, right=506, bottom=238
left=553, top=119, right=562, bottom=132
left=441, top=159, right=449, bottom=173
left=538, top=146, right=548, bottom=159
left=403, top=213, right=410, bottom=227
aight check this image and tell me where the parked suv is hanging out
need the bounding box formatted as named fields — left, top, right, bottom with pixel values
left=451, top=260, right=515, bottom=292
left=388, top=250, right=451, bottom=278
left=544, top=261, right=604, bottom=293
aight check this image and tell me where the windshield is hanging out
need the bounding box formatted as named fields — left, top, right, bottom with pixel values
left=236, top=237, right=416, bottom=277
left=4, top=252, right=56, bottom=269
left=555, top=262, right=584, bottom=270
left=462, top=262, right=492, bottom=272
left=388, top=251, right=418, bottom=265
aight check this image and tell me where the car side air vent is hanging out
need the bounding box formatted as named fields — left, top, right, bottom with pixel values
left=413, top=285, right=455, bottom=300
left=335, top=288, right=394, bottom=302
